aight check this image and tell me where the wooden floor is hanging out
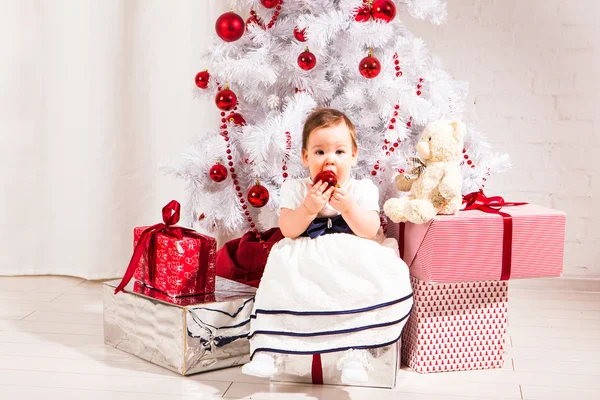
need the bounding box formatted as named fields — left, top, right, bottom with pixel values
left=0, top=275, right=599, bottom=399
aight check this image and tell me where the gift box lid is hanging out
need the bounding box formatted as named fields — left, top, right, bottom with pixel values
left=402, top=203, right=566, bottom=283
left=105, top=276, right=256, bottom=308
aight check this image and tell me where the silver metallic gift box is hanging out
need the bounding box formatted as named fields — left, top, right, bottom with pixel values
left=103, top=276, right=256, bottom=375
left=270, top=341, right=401, bottom=389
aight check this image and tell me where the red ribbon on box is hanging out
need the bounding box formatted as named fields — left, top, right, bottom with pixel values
left=311, top=354, right=323, bottom=384
left=461, top=191, right=527, bottom=281
left=114, top=200, right=210, bottom=295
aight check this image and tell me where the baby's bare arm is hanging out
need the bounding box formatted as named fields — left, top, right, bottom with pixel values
left=278, top=206, right=317, bottom=238
left=279, top=181, right=334, bottom=238
left=342, top=207, right=380, bottom=239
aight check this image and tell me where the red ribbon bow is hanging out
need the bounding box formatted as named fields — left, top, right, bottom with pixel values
left=461, top=191, right=527, bottom=281
left=114, top=200, right=206, bottom=295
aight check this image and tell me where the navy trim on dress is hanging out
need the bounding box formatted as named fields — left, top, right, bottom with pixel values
left=249, top=329, right=407, bottom=360
left=247, top=311, right=410, bottom=339
left=250, top=292, right=413, bottom=318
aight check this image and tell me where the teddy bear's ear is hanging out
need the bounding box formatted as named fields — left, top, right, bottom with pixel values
left=451, top=120, right=466, bottom=142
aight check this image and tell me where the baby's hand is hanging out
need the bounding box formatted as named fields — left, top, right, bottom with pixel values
left=303, top=181, right=334, bottom=215
left=329, top=186, right=355, bottom=214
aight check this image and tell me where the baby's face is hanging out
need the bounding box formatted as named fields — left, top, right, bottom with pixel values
left=302, top=122, right=357, bottom=186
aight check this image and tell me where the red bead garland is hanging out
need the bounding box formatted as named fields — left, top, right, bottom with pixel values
left=266, top=2, right=283, bottom=29
left=218, top=114, right=267, bottom=249
left=416, top=77, right=424, bottom=96
left=370, top=102, right=403, bottom=177
left=248, top=1, right=283, bottom=31
left=281, top=131, right=292, bottom=180
left=393, top=52, right=403, bottom=77
left=481, top=167, right=491, bottom=189
left=461, top=148, right=476, bottom=169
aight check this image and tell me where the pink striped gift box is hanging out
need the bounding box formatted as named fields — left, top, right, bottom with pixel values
left=400, top=204, right=566, bottom=283
left=401, top=277, right=508, bottom=373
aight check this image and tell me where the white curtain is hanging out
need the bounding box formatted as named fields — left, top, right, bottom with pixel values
left=0, top=0, right=227, bottom=279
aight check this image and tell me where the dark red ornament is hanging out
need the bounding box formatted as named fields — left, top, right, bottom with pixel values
left=227, top=112, right=246, bottom=126
left=209, top=163, right=228, bottom=182
left=215, top=12, right=245, bottom=42
left=215, top=88, right=237, bottom=111
left=313, top=170, right=338, bottom=188
left=354, top=5, right=371, bottom=22
left=297, top=49, right=316, bottom=71
left=246, top=14, right=264, bottom=29
left=372, top=0, right=396, bottom=23
left=293, top=26, right=307, bottom=42
left=247, top=181, right=270, bottom=208
left=359, top=55, right=381, bottom=78
left=260, top=0, right=281, bottom=8
left=194, top=70, right=210, bottom=89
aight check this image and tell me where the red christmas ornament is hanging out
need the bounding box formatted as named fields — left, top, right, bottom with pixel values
left=359, top=55, right=381, bottom=78
left=215, top=88, right=237, bottom=111
left=246, top=14, right=264, bottom=29
left=293, top=26, right=307, bottom=42
left=194, top=70, right=210, bottom=89
left=209, top=163, right=228, bottom=182
left=260, top=0, right=281, bottom=8
left=372, top=0, right=396, bottom=23
left=247, top=180, right=270, bottom=208
left=215, top=12, right=245, bottom=42
left=227, top=112, right=246, bottom=126
left=354, top=5, right=371, bottom=22
left=313, top=170, right=338, bottom=188
left=297, top=49, right=316, bottom=71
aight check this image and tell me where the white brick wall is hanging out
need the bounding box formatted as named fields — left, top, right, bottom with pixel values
left=402, top=0, right=600, bottom=277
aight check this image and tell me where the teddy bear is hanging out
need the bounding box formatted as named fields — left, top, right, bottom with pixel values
left=383, top=119, right=465, bottom=224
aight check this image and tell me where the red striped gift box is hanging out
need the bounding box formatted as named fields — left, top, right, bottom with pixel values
left=400, top=204, right=566, bottom=283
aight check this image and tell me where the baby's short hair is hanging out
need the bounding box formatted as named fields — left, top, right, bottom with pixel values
left=302, top=108, right=357, bottom=151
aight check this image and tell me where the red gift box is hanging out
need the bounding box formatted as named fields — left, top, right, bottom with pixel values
left=401, top=277, right=508, bottom=373
left=399, top=193, right=566, bottom=283
left=114, top=200, right=216, bottom=297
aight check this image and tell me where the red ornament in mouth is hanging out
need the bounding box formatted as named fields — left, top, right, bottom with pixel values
left=313, top=170, right=338, bottom=188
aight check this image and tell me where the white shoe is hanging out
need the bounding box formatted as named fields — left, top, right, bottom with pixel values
left=340, top=359, right=369, bottom=384
left=241, top=353, right=277, bottom=378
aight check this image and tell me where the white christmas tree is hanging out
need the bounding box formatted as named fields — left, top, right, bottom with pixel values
left=166, top=0, right=509, bottom=239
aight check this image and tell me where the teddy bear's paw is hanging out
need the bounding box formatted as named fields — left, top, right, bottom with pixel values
left=438, top=198, right=462, bottom=215
left=383, top=198, right=409, bottom=223
left=405, top=199, right=437, bottom=224
left=438, top=181, right=461, bottom=200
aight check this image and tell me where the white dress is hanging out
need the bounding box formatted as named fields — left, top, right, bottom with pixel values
left=248, top=178, right=414, bottom=359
